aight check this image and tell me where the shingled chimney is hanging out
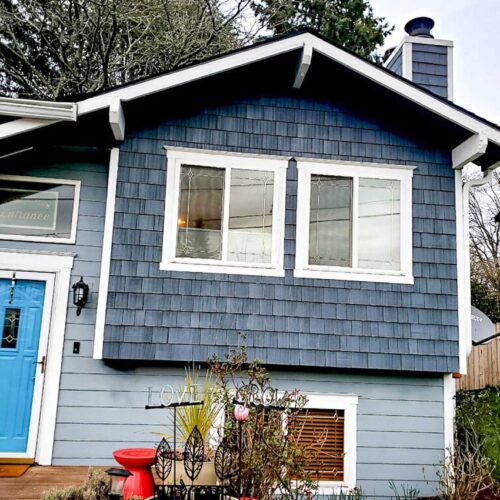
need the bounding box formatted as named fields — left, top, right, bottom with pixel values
left=384, top=17, right=454, bottom=101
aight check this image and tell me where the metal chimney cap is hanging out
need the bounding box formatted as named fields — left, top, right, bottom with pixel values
left=404, top=17, right=435, bottom=38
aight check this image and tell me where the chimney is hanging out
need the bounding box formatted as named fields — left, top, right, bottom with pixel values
left=384, top=17, right=454, bottom=101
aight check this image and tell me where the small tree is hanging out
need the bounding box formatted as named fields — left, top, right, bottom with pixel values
left=469, top=170, right=500, bottom=323
left=209, top=344, right=319, bottom=500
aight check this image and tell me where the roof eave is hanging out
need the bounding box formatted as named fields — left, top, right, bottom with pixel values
left=0, top=31, right=499, bottom=166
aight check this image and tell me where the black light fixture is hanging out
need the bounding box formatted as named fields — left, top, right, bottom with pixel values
left=105, top=467, right=132, bottom=499
left=72, top=276, right=89, bottom=316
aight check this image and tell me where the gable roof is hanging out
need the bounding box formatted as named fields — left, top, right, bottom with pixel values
left=1, top=29, right=500, bottom=168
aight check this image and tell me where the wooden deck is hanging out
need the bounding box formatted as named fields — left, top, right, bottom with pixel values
left=0, top=466, right=101, bottom=500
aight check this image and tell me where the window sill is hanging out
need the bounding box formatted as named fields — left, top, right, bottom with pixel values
left=316, top=482, right=354, bottom=495
left=0, top=234, right=76, bottom=244
left=294, top=268, right=414, bottom=284
left=159, top=261, right=285, bottom=277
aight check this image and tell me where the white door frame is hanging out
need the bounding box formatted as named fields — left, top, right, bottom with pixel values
left=0, top=249, right=74, bottom=464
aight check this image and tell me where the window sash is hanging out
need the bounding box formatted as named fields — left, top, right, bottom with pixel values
left=295, top=160, right=413, bottom=283
left=175, top=164, right=275, bottom=265
left=163, top=149, right=287, bottom=276
left=307, top=174, right=401, bottom=272
left=0, top=175, right=80, bottom=244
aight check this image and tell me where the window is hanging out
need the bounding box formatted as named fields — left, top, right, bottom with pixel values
left=295, top=160, right=413, bottom=283
left=161, top=149, right=287, bottom=276
left=1, top=308, right=21, bottom=349
left=291, top=394, right=358, bottom=493
left=0, top=175, right=80, bottom=243
left=290, top=408, right=345, bottom=481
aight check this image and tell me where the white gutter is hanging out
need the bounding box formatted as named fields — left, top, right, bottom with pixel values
left=0, top=97, right=76, bottom=121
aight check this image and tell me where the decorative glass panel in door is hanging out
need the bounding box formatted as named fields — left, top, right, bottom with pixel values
left=0, top=279, right=46, bottom=452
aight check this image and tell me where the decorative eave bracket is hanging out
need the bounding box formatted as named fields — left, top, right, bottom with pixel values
left=293, top=43, right=313, bottom=89
left=109, top=98, right=125, bottom=141
left=452, top=132, right=488, bottom=169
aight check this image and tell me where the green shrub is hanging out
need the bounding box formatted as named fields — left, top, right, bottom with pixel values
left=455, top=386, right=500, bottom=481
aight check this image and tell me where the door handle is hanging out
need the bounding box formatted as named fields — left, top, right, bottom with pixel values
left=35, top=356, right=46, bottom=374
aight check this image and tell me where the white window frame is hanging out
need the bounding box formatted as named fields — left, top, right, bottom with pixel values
left=303, top=393, right=359, bottom=494
left=161, top=148, right=288, bottom=276
left=0, top=174, right=81, bottom=244
left=295, top=159, right=414, bottom=284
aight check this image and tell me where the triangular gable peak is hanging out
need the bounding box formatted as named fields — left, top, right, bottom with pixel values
left=0, top=30, right=499, bottom=170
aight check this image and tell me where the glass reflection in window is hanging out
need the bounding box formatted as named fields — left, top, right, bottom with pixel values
left=228, top=169, right=274, bottom=263
left=176, top=165, right=225, bottom=260
left=309, top=175, right=352, bottom=267
left=358, top=178, right=400, bottom=270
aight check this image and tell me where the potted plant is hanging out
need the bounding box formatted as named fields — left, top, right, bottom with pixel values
left=163, top=366, right=222, bottom=487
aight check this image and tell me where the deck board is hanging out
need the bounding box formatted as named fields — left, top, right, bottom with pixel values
left=0, top=466, right=103, bottom=499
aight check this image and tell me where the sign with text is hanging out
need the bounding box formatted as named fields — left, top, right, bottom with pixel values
left=147, top=384, right=203, bottom=407
left=0, top=188, right=58, bottom=231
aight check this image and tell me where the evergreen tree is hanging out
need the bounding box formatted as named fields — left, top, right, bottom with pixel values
left=252, top=0, right=393, bottom=61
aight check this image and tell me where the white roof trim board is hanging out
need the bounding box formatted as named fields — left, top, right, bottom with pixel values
left=1, top=31, right=500, bottom=153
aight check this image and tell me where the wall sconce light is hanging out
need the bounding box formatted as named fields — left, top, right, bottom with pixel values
left=72, top=276, right=89, bottom=316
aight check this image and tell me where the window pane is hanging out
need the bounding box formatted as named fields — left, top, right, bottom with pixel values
left=358, top=178, right=400, bottom=270
left=309, top=175, right=352, bottom=267
left=176, top=165, right=224, bottom=260
left=0, top=180, right=75, bottom=239
left=1, top=308, right=21, bottom=349
left=228, top=169, right=274, bottom=263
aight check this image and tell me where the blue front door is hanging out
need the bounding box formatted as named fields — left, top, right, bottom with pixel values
left=0, top=279, right=46, bottom=453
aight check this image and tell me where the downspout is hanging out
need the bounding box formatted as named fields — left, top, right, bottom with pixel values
left=461, top=165, right=498, bottom=367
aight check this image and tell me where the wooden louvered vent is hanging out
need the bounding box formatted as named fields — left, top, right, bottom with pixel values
left=291, top=408, right=345, bottom=481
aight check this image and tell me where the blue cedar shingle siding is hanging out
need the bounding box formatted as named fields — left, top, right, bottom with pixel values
left=412, top=44, right=448, bottom=99
left=103, top=73, right=459, bottom=373
left=385, top=48, right=403, bottom=77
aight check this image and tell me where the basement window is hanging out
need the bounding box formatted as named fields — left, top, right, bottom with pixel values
left=289, top=394, right=358, bottom=493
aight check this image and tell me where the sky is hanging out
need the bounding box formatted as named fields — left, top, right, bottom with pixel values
left=370, top=0, right=500, bottom=125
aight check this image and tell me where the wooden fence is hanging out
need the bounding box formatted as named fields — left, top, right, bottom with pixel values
left=457, top=326, right=500, bottom=391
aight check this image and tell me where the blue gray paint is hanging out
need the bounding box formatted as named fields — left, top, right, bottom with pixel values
left=412, top=43, right=449, bottom=99
left=385, top=42, right=450, bottom=99
left=385, top=47, right=403, bottom=77
left=103, top=87, right=460, bottom=373
left=0, top=157, right=107, bottom=315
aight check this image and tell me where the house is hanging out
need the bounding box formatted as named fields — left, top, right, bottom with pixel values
left=0, top=16, right=499, bottom=498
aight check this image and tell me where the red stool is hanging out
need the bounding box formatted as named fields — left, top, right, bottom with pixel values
left=113, top=448, right=156, bottom=500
